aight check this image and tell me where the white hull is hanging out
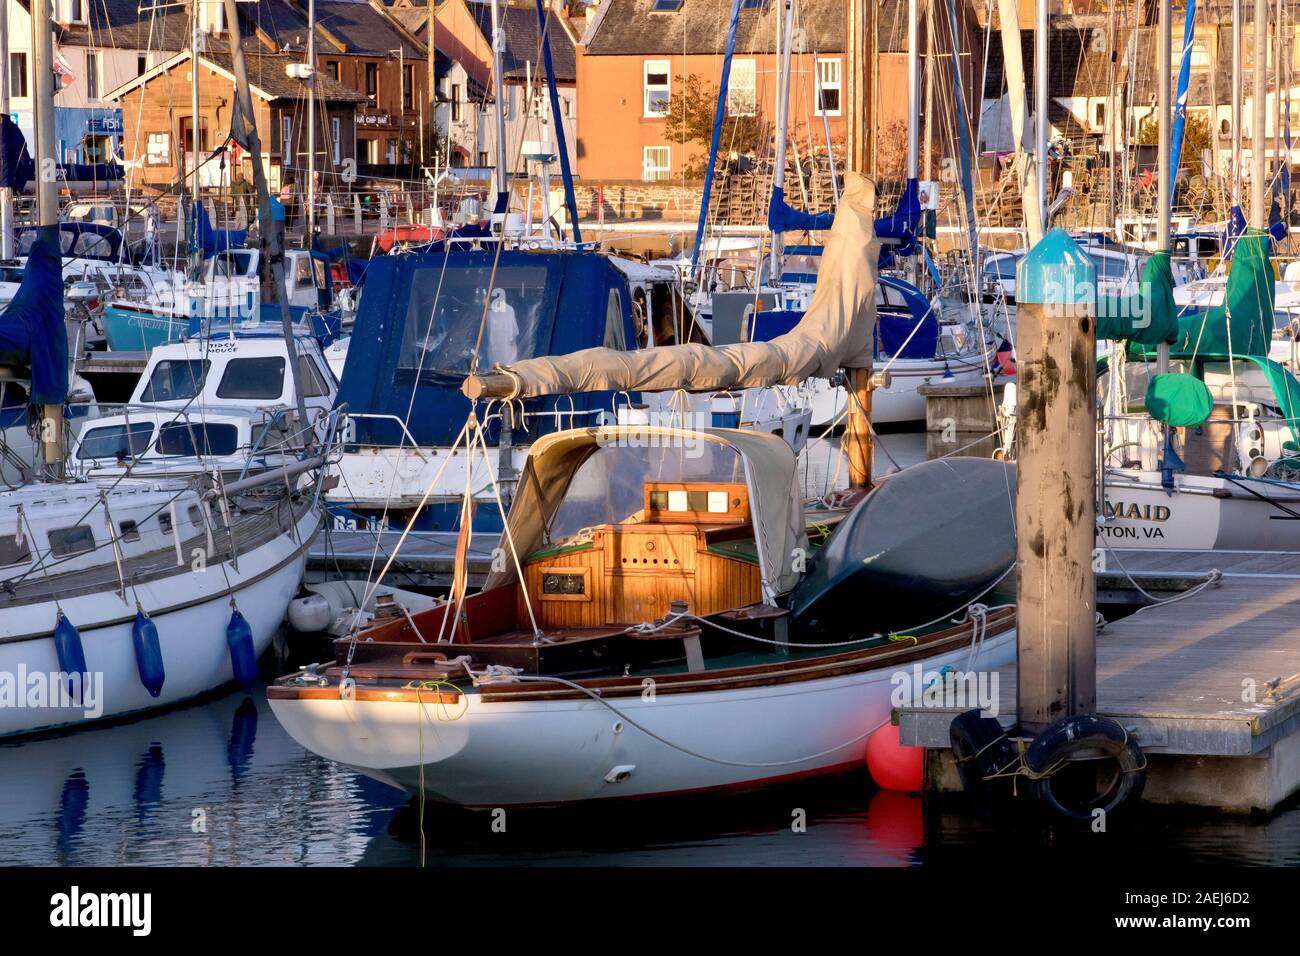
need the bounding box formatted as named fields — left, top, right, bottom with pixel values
left=270, top=627, right=1016, bottom=806
left=0, top=505, right=319, bottom=737
left=1102, top=471, right=1300, bottom=551
left=807, top=356, right=994, bottom=428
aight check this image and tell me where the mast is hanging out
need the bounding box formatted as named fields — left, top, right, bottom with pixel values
left=1233, top=0, right=1243, bottom=206
left=189, top=1, right=202, bottom=281
left=905, top=0, right=919, bottom=283
left=0, top=0, right=12, bottom=259
left=1157, top=0, right=1171, bottom=373
left=845, top=0, right=873, bottom=491
left=768, top=0, right=794, bottom=284
left=32, top=0, right=63, bottom=475
left=1253, top=0, right=1267, bottom=228
left=1034, top=0, right=1047, bottom=231
left=489, top=0, right=509, bottom=206
left=997, top=0, right=1042, bottom=245
left=221, top=0, right=311, bottom=440
left=428, top=0, right=437, bottom=179
left=306, top=0, right=316, bottom=237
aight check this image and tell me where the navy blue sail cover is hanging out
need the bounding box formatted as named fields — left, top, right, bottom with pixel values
left=337, top=249, right=637, bottom=447
left=0, top=114, right=34, bottom=191
left=193, top=201, right=247, bottom=257
left=0, top=225, right=68, bottom=405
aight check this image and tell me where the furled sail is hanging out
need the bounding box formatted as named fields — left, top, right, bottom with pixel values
left=463, top=172, right=879, bottom=401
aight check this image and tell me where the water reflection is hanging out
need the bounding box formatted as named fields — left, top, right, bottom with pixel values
left=3, top=680, right=1300, bottom=866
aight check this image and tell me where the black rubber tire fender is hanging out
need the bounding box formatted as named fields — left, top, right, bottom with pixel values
left=1025, top=714, right=1147, bottom=822
left=949, top=708, right=1016, bottom=793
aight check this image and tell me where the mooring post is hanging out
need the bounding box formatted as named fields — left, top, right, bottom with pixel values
left=1015, top=228, right=1098, bottom=733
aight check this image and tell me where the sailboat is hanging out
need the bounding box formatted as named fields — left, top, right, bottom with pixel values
left=0, top=0, right=332, bottom=737
left=269, top=171, right=1020, bottom=805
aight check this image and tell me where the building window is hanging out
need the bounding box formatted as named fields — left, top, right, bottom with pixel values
left=10, top=52, right=27, bottom=99
left=146, top=132, right=169, bottom=165
left=332, top=116, right=341, bottom=165
left=1221, top=117, right=1231, bottom=136
left=451, top=83, right=462, bottom=122
left=1094, top=101, right=1105, bottom=129
left=86, top=51, right=99, bottom=100
left=386, top=139, right=397, bottom=164
left=644, top=60, right=670, bottom=117
left=728, top=58, right=756, bottom=116
left=281, top=116, right=293, bottom=164
left=403, top=64, right=414, bottom=110
left=364, top=62, right=378, bottom=102
left=84, top=134, right=110, bottom=163
left=137, top=53, right=148, bottom=77
left=643, top=145, right=670, bottom=181
left=478, top=150, right=488, bottom=167
left=814, top=57, right=841, bottom=116
left=327, top=61, right=340, bottom=82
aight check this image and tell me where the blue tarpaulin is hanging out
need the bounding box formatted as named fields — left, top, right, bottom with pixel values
left=0, top=225, right=68, bottom=405
left=876, top=178, right=922, bottom=268
left=336, top=248, right=637, bottom=449
left=767, top=186, right=834, bottom=234
left=0, top=115, right=34, bottom=192
left=192, top=201, right=247, bottom=257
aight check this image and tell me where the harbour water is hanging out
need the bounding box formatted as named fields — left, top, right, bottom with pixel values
left=4, top=680, right=1299, bottom=867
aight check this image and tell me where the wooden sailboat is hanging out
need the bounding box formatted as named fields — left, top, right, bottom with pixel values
left=269, top=166, right=1019, bottom=805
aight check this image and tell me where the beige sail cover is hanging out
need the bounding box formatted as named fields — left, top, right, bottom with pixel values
left=487, top=425, right=806, bottom=600
left=474, top=173, right=880, bottom=399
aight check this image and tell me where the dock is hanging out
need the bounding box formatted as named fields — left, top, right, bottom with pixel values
left=899, top=548, right=1300, bottom=812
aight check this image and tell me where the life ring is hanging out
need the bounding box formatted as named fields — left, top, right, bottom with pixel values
left=1024, top=714, right=1146, bottom=822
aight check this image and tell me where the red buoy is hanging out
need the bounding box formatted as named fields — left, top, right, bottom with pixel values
left=865, top=722, right=925, bottom=792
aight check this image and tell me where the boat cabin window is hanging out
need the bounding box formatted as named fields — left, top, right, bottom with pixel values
left=140, top=359, right=209, bottom=402
left=546, top=442, right=750, bottom=546
left=48, top=525, right=96, bottom=558
left=158, top=512, right=173, bottom=535
left=400, top=263, right=549, bottom=374
left=76, top=422, right=154, bottom=461
left=0, top=533, right=32, bottom=568
left=212, top=251, right=254, bottom=278
left=215, top=357, right=286, bottom=400
left=298, top=354, right=331, bottom=397
left=294, top=255, right=315, bottom=289
left=118, top=520, right=140, bottom=543
left=157, top=422, right=240, bottom=457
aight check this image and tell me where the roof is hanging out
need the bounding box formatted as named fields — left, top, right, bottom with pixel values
left=465, top=0, right=577, bottom=82
left=103, top=50, right=368, bottom=103
left=581, top=0, right=845, bottom=57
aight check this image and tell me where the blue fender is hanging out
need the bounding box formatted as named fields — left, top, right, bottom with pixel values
left=131, top=608, right=166, bottom=698
left=226, top=608, right=258, bottom=689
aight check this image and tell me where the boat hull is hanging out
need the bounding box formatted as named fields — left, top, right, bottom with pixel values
left=268, top=627, right=1015, bottom=806
left=1101, top=472, right=1300, bottom=551
left=0, top=505, right=319, bottom=737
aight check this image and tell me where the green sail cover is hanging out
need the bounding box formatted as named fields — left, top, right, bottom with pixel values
left=1173, top=230, right=1274, bottom=356
left=1145, top=372, right=1213, bottom=426
left=1097, top=250, right=1179, bottom=345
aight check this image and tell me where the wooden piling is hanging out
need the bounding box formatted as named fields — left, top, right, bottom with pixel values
left=1015, top=229, right=1098, bottom=732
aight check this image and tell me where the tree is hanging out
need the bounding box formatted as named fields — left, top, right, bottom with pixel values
left=659, top=73, right=768, bottom=179
left=1137, top=110, right=1212, bottom=173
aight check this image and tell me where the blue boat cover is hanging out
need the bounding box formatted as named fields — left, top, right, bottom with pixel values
left=336, top=248, right=636, bottom=447
left=746, top=275, right=936, bottom=360
left=875, top=178, right=922, bottom=268
left=0, top=115, right=34, bottom=192
left=0, top=225, right=68, bottom=405
left=193, top=201, right=247, bottom=257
